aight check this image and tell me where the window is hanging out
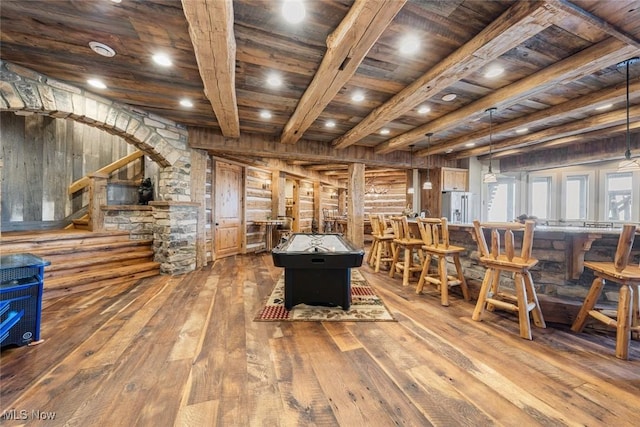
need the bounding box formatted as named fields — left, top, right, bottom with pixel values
left=606, top=172, right=632, bottom=221
left=487, top=176, right=516, bottom=222
left=530, top=176, right=551, bottom=219
left=565, top=175, right=588, bottom=220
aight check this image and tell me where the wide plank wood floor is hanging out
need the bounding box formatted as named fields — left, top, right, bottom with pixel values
left=1, top=251, right=639, bottom=426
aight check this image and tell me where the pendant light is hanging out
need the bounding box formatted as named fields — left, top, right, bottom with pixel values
left=483, top=107, right=498, bottom=184
left=422, top=133, right=433, bottom=190
left=617, top=57, right=640, bottom=172
left=407, top=144, right=415, bottom=194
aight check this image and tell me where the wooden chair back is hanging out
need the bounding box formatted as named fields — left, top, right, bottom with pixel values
left=473, top=220, right=535, bottom=262
left=389, top=216, right=411, bottom=240
left=416, top=217, right=450, bottom=249
left=613, top=224, right=637, bottom=272
left=369, top=214, right=381, bottom=237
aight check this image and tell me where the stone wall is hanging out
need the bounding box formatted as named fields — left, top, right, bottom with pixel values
left=103, top=205, right=154, bottom=240
left=151, top=201, right=198, bottom=275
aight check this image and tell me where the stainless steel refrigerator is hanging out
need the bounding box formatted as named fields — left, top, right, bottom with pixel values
left=441, top=191, right=473, bottom=223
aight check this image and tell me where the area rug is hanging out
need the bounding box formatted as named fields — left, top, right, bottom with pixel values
left=255, top=269, right=396, bottom=321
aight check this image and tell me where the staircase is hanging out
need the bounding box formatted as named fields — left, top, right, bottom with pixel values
left=1, top=230, right=160, bottom=300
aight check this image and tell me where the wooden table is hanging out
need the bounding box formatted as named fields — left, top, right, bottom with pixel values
left=254, top=219, right=285, bottom=252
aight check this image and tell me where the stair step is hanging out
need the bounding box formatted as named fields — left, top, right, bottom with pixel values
left=46, top=261, right=160, bottom=290
left=1, top=229, right=160, bottom=301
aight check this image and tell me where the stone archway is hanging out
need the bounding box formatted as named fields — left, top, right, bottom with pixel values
left=1, top=60, right=199, bottom=274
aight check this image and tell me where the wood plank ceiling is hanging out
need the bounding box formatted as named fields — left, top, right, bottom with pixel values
left=1, top=0, right=639, bottom=179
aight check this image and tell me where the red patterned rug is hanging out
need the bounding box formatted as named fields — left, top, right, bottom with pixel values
left=255, top=269, right=396, bottom=322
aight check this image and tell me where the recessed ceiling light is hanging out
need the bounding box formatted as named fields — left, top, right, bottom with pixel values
left=325, top=120, right=336, bottom=128
left=266, top=73, right=282, bottom=87
left=515, top=127, right=528, bottom=134
left=89, top=41, right=116, bottom=57
left=153, top=53, right=172, bottom=67
left=260, top=110, right=272, bottom=119
left=484, top=65, right=504, bottom=78
left=380, top=128, right=390, bottom=135
left=595, top=103, right=612, bottom=111
left=110, top=0, right=122, bottom=3
left=465, top=142, right=475, bottom=147
left=399, top=34, right=420, bottom=55
left=417, top=105, right=430, bottom=115
left=351, top=92, right=365, bottom=102
left=180, top=99, right=193, bottom=108
left=442, top=93, right=457, bottom=102
left=87, top=78, right=107, bottom=89
left=445, top=148, right=453, bottom=154
left=282, top=0, right=305, bottom=24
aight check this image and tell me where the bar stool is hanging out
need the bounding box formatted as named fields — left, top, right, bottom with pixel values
left=369, top=214, right=395, bottom=272
left=415, top=217, right=470, bottom=306
left=571, top=224, right=640, bottom=360
left=389, top=216, right=424, bottom=287
left=472, top=220, right=546, bottom=340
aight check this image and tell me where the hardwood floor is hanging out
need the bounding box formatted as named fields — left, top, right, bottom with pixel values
left=1, top=251, right=639, bottom=426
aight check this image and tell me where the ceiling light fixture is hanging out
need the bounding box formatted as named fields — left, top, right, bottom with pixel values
left=89, top=41, right=116, bottom=57
left=153, top=53, right=172, bottom=67
left=423, top=133, right=433, bottom=190
left=618, top=57, right=640, bottom=172
left=417, top=105, right=430, bottom=115
left=260, top=110, right=272, bottom=119
left=399, top=34, right=420, bottom=55
left=180, top=99, right=193, bottom=108
left=266, top=73, right=282, bottom=87
left=282, top=0, right=305, bottom=24
left=442, top=93, right=457, bottom=102
left=407, top=144, right=415, bottom=194
left=380, top=128, right=390, bottom=135
left=87, top=78, right=107, bottom=89
left=484, top=65, right=504, bottom=78
left=515, top=127, right=528, bottom=134
left=325, top=120, right=336, bottom=128
left=465, top=142, right=475, bottom=147
left=351, top=91, right=365, bottom=102
left=483, top=107, right=498, bottom=183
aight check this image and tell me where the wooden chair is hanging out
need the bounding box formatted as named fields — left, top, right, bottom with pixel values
left=389, top=216, right=424, bottom=287
left=571, top=224, right=640, bottom=360
left=472, top=220, right=546, bottom=340
left=415, top=217, right=470, bottom=306
left=368, top=214, right=395, bottom=272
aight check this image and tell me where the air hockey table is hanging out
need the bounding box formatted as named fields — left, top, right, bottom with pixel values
left=271, top=233, right=364, bottom=310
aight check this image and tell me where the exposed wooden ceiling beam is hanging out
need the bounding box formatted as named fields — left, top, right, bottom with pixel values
left=306, top=164, right=350, bottom=171
left=332, top=1, right=559, bottom=150
left=376, top=37, right=638, bottom=154
left=416, top=78, right=640, bottom=157
left=182, top=0, right=240, bottom=138
left=456, top=105, right=640, bottom=158
left=487, top=122, right=640, bottom=160
left=549, top=0, right=640, bottom=49
left=280, top=0, right=405, bottom=145
left=188, top=127, right=427, bottom=169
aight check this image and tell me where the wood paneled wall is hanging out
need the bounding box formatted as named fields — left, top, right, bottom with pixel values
left=364, top=170, right=408, bottom=216
left=1, top=112, right=141, bottom=230
left=245, top=166, right=273, bottom=251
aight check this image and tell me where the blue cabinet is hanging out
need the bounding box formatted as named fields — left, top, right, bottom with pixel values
left=1, top=254, right=50, bottom=348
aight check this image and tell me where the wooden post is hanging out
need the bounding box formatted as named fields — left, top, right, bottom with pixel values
left=191, top=149, right=207, bottom=268
left=87, top=172, right=108, bottom=232
left=347, top=163, right=365, bottom=248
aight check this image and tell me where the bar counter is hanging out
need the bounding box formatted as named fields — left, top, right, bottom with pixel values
left=436, top=223, right=640, bottom=324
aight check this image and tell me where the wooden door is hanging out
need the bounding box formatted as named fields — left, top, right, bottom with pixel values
left=214, top=161, right=243, bottom=258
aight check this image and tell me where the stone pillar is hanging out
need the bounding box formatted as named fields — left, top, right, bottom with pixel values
left=150, top=201, right=199, bottom=275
